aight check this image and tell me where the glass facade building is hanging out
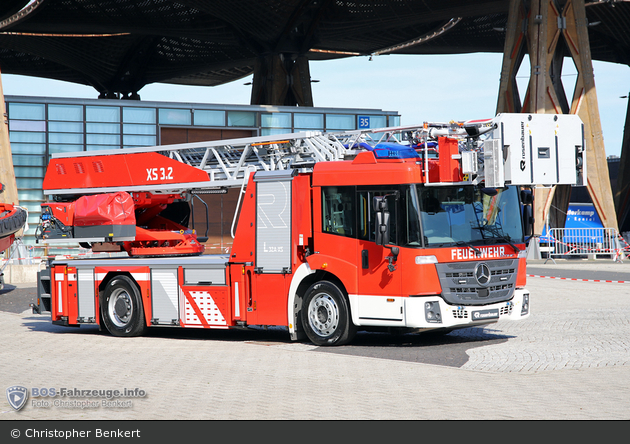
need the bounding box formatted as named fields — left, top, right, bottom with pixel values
left=5, top=95, right=400, bottom=248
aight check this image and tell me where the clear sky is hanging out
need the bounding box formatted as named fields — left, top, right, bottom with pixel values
left=2, top=52, right=629, bottom=157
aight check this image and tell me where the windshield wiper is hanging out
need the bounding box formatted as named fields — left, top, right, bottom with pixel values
left=491, top=236, right=521, bottom=253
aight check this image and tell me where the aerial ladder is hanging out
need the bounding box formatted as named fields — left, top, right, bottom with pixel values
left=35, top=114, right=586, bottom=258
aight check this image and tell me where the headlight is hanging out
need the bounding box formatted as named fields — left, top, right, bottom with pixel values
left=424, top=300, right=442, bottom=323
left=521, top=293, right=530, bottom=315
left=416, top=255, right=438, bottom=264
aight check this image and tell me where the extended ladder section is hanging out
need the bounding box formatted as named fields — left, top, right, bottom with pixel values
left=43, top=113, right=586, bottom=195
left=45, top=131, right=356, bottom=195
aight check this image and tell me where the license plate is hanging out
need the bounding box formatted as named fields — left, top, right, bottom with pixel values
left=472, top=308, right=499, bottom=321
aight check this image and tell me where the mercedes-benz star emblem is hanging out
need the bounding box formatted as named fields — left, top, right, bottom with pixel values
left=474, top=263, right=491, bottom=286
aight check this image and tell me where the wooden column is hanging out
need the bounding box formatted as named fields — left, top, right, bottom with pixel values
left=496, top=0, right=527, bottom=115
left=290, top=55, right=314, bottom=107
left=496, top=0, right=617, bottom=234
left=0, top=66, right=19, bottom=206
left=565, top=0, right=617, bottom=232
left=250, top=53, right=314, bottom=107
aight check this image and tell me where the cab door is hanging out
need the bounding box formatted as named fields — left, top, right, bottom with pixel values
left=355, top=189, right=403, bottom=323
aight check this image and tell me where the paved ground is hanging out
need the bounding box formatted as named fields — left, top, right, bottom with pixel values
left=1, top=258, right=629, bottom=420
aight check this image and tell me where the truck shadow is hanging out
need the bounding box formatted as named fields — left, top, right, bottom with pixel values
left=315, top=328, right=512, bottom=367
left=21, top=314, right=102, bottom=335
left=22, top=314, right=511, bottom=367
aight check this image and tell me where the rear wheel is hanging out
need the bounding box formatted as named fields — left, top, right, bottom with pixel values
left=100, top=275, right=147, bottom=337
left=301, top=281, right=356, bottom=346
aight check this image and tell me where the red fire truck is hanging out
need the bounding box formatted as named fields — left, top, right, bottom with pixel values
left=32, top=113, right=585, bottom=345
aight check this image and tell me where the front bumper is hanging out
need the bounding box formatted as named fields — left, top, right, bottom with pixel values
left=404, top=288, right=530, bottom=329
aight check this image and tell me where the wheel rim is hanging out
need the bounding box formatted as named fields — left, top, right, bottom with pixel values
left=307, top=292, right=340, bottom=338
left=108, top=288, right=133, bottom=328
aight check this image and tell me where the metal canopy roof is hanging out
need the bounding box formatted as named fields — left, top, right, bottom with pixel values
left=1, top=0, right=629, bottom=98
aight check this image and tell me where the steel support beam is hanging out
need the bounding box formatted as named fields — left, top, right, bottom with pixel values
left=497, top=0, right=617, bottom=235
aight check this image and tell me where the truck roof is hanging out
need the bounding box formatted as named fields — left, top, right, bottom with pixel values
left=312, top=151, right=425, bottom=187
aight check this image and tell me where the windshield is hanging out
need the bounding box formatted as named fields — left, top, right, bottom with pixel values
left=414, top=185, right=524, bottom=247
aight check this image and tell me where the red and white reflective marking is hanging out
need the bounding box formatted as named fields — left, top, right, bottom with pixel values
left=55, top=273, right=65, bottom=314
left=181, top=289, right=227, bottom=328
left=528, top=275, right=630, bottom=284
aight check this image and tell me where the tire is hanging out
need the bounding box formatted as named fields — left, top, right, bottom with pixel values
left=100, top=275, right=147, bottom=337
left=301, top=281, right=356, bottom=346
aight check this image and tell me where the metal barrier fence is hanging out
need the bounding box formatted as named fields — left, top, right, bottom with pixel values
left=541, top=228, right=623, bottom=259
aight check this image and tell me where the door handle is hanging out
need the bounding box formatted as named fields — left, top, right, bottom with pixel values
left=361, top=250, right=369, bottom=269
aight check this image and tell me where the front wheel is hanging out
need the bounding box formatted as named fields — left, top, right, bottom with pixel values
left=301, top=281, right=356, bottom=346
left=100, top=275, right=147, bottom=337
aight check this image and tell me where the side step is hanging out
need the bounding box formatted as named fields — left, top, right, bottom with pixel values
left=32, top=269, right=51, bottom=314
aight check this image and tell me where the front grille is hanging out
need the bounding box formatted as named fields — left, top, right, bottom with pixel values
left=449, top=283, right=513, bottom=294
left=436, top=259, right=519, bottom=305
left=446, top=271, right=474, bottom=278
left=452, top=308, right=468, bottom=319
left=492, top=268, right=515, bottom=276
left=500, top=304, right=513, bottom=316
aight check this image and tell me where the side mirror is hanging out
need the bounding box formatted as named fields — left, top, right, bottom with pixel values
left=373, top=195, right=389, bottom=212
left=373, top=195, right=399, bottom=271
left=374, top=207, right=390, bottom=246
left=373, top=196, right=393, bottom=246
left=522, top=204, right=534, bottom=237
left=520, top=189, right=533, bottom=205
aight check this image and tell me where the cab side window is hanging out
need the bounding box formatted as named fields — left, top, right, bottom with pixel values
left=357, top=189, right=398, bottom=245
left=322, top=186, right=355, bottom=237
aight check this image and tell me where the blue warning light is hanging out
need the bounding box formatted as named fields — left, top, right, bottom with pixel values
left=372, top=143, right=420, bottom=159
